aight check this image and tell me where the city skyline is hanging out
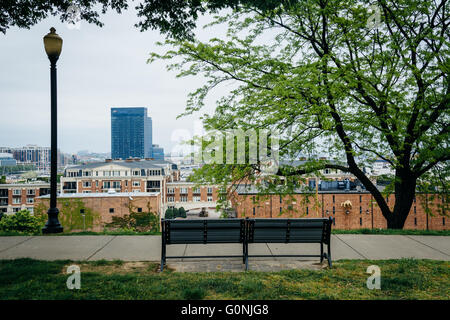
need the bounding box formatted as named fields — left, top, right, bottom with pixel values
left=0, top=8, right=220, bottom=155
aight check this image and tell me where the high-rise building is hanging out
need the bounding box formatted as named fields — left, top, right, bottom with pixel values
left=152, top=144, right=165, bottom=160
left=111, top=107, right=153, bottom=159
left=0, top=145, right=51, bottom=170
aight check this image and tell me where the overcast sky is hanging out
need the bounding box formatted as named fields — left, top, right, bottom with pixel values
left=0, top=8, right=226, bottom=155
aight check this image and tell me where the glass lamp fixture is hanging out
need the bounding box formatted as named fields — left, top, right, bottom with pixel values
left=43, top=27, right=63, bottom=61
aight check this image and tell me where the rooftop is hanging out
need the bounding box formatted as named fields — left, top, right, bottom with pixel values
left=38, top=191, right=160, bottom=199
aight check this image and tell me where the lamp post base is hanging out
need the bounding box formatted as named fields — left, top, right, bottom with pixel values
left=42, top=207, right=64, bottom=234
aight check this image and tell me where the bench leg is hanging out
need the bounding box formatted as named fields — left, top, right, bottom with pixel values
left=327, top=243, right=332, bottom=268
left=245, top=242, right=249, bottom=271
left=160, top=241, right=166, bottom=272
left=320, top=242, right=324, bottom=263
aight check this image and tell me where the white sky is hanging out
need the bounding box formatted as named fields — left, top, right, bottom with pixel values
left=0, top=8, right=227, bottom=155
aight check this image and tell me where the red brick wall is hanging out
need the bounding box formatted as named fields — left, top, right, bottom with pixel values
left=231, top=192, right=447, bottom=230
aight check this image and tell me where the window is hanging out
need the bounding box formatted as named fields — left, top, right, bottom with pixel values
left=109, top=208, right=114, bottom=214
left=414, top=218, right=417, bottom=226
left=360, top=206, right=362, bottom=214
left=137, top=208, right=142, bottom=212
left=112, top=181, right=121, bottom=189
left=103, top=181, right=111, bottom=189
left=207, top=187, right=213, bottom=194
left=13, top=189, right=21, bottom=196
left=193, top=187, right=200, bottom=194
left=82, top=191, right=91, bottom=193
left=332, top=206, right=335, bottom=214
left=332, top=195, right=335, bottom=203
left=306, top=207, right=309, bottom=215
left=83, top=171, right=91, bottom=177
left=103, top=171, right=111, bottom=177
left=414, top=206, right=416, bottom=214
left=180, top=196, right=188, bottom=202
left=167, top=196, right=174, bottom=202
left=279, top=207, right=282, bottom=214
left=359, top=195, right=362, bottom=203
left=167, top=188, right=174, bottom=194
left=443, top=218, right=445, bottom=226
left=133, top=170, right=140, bottom=176
left=96, top=181, right=99, bottom=187
left=180, top=188, right=188, bottom=194
left=207, top=196, right=213, bottom=202
left=132, top=181, right=141, bottom=187
left=27, top=189, right=35, bottom=195
left=27, top=207, right=34, bottom=214
left=253, top=207, right=255, bottom=216
left=279, top=196, right=282, bottom=204
left=13, top=208, right=20, bottom=213
left=26, top=198, right=34, bottom=204
left=83, top=181, right=91, bottom=188
left=359, top=218, right=362, bottom=226
left=13, top=198, right=21, bottom=204
left=80, top=209, right=85, bottom=214
left=193, top=196, right=201, bottom=202
left=112, top=171, right=120, bottom=177
left=125, top=181, right=128, bottom=187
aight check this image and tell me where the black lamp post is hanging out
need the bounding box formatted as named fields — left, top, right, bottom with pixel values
left=42, top=27, right=63, bottom=234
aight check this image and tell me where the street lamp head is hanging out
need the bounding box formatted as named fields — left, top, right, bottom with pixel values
left=43, top=27, right=63, bottom=62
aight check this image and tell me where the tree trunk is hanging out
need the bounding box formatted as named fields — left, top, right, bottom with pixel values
left=387, top=172, right=417, bottom=229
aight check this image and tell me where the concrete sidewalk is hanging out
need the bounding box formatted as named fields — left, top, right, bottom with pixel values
left=0, top=235, right=448, bottom=263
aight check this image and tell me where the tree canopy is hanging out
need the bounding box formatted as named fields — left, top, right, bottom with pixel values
left=150, top=0, right=450, bottom=228
left=0, top=0, right=295, bottom=38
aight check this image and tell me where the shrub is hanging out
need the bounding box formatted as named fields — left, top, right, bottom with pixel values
left=178, top=207, right=186, bottom=218
left=165, top=208, right=174, bottom=219
left=0, top=210, right=44, bottom=234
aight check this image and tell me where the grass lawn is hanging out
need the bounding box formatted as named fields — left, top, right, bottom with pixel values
left=0, top=258, right=448, bottom=300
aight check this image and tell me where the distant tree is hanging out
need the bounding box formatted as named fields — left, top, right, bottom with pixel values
left=151, top=0, right=449, bottom=229
left=0, top=176, right=6, bottom=184
left=178, top=207, right=187, bottom=218
left=165, top=208, right=174, bottom=219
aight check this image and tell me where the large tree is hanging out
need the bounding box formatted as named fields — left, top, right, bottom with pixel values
left=151, top=0, right=449, bottom=228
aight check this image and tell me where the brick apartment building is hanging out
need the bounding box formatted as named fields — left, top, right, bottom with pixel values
left=0, top=183, right=53, bottom=214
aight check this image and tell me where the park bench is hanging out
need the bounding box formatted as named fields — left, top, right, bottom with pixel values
left=160, top=218, right=246, bottom=271
left=246, top=217, right=333, bottom=269
left=160, top=217, right=333, bottom=271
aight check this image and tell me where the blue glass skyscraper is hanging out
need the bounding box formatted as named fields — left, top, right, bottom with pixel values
left=111, top=107, right=153, bottom=159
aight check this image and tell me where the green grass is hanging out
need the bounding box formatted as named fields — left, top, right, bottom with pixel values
left=332, top=228, right=450, bottom=236
left=0, top=258, right=448, bottom=300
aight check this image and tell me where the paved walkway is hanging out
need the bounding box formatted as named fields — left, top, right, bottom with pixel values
left=1, top=234, right=448, bottom=261
left=0, top=235, right=448, bottom=271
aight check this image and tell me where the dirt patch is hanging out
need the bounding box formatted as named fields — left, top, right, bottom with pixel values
left=62, top=261, right=161, bottom=275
